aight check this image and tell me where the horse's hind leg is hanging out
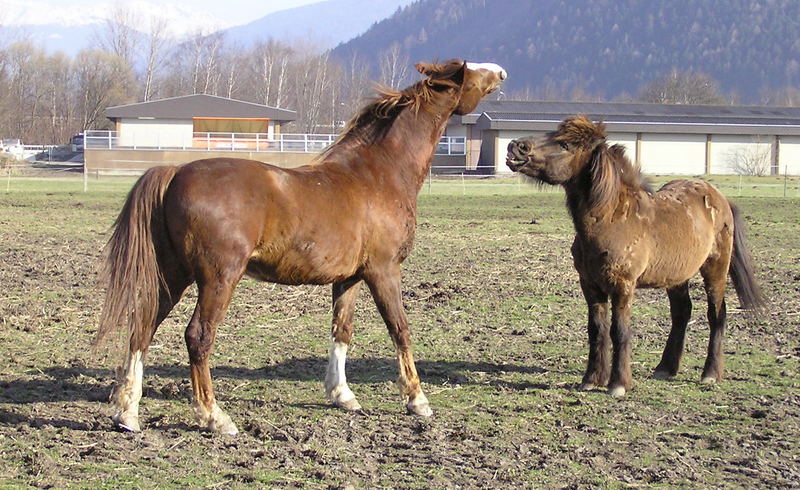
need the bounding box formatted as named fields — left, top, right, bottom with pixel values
left=365, top=265, right=432, bottom=416
left=112, top=263, right=191, bottom=432
left=653, top=282, right=692, bottom=379
left=185, top=271, right=242, bottom=435
left=326, top=278, right=364, bottom=411
left=700, top=253, right=731, bottom=384
left=578, top=278, right=611, bottom=390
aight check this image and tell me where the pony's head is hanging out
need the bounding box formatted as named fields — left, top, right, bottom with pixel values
left=506, top=115, right=607, bottom=185
left=415, top=59, right=507, bottom=115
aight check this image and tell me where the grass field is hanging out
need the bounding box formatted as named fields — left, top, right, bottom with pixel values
left=1, top=175, right=798, bottom=487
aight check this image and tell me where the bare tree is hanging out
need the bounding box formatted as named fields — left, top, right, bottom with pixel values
left=339, top=51, right=372, bottom=119
left=378, top=42, right=409, bottom=88
left=760, top=86, right=800, bottom=106
left=92, top=4, right=141, bottom=67
left=290, top=50, right=341, bottom=133
left=726, top=143, right=771, bottom=176
left=638, top=69, right=729, bottom=105
left=141, top=15, right=171, bottom=101
left=74, top=49, right=137, bottom=129
left=250, top=40, right=292, bottom=107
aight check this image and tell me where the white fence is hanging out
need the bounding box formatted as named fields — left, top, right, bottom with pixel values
left=85, top=130, right=467, bottom=155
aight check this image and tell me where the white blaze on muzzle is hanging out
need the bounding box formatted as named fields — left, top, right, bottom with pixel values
left=466, top=62, right=507, bottom=80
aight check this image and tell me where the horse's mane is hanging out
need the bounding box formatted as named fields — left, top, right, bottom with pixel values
left=559, top=115, right=652, bottom=213
left=312, top=60, right=464, bottom=163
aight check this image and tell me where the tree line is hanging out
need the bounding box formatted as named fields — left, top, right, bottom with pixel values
left=2, top=5, right=798, bottom=145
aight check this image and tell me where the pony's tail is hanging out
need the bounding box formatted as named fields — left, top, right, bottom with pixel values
left=728, top=200, right=764, bottom=310
left=95, top=165, right=179, bottom=352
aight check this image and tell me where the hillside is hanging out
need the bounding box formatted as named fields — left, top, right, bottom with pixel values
left=333, top=0, right=800, bottom=101
left=222, top=0, right=417, bottom=49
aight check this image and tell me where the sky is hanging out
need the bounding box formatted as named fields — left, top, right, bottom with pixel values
left=0, top=0, right=328, bottom=35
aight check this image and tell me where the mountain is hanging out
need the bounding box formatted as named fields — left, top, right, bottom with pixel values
left=221, top=0, right=417, bottom=49
left=333, top=0, right=800, bottom=102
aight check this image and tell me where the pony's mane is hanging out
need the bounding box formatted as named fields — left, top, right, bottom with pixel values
left=559, top=115, right=652, bottom=213
left=589, top=143, right=653, bottom=212
left=312, top=61, right=463, bottom=163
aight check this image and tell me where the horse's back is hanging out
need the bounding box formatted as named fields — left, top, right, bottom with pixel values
left=163, top=157, right=370, bottom=285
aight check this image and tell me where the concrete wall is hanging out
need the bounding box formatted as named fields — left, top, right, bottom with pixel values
left=118, top=119, right=193, bottom=147
left=85, top=149, right=317, bottom=173
left=779, top=136, right=800, bottom=175
left=708, top=135, right=773, bottom=175
left=632, top=133, right=708, bottom=175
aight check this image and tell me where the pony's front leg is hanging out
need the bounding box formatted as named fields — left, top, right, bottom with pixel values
left=608, top=286, right=635, bottom=397
left=325, top=279, right=363, bottom=411
left=578, top=278, right=610, bottom=390
left=365, top=266, right=432, bottom=417
left=111, top=349, right=145, bottom=432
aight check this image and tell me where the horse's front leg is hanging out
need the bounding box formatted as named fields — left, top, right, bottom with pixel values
left=365, top=265, right=432, bottom=416
left=608, top=285, right=635, bottom=397
left=325, top=278, right=363, bottom=411
left=578, top=278, right=610, bottom=390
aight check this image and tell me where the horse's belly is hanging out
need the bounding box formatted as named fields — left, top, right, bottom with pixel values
left=245, top=246, right=361, bottom=285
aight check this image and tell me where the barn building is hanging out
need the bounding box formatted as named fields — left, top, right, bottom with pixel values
left=84, top=94, right=309, bottom=172
left=445, top=101, right=800, bottom=175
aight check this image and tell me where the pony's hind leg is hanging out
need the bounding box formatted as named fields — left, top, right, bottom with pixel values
left=185, top=273, right=242, bottom=435
left=700, top=254, right=731, bottom=384
left=325, top=279, right=363, bottom=411
left=365, top=265, right=432, bottom=417
left=112, top=267, right=190, bottom=432
left=653, top=282, right=692, bottom=379
left=578, top=278, right=610, bottom=390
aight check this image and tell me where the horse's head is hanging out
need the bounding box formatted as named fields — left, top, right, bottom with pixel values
left=506, top=115, right=607, bottom=185
left=415, top=59, right=507, bottom=115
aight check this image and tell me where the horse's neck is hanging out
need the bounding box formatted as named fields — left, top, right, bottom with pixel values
left=383, top=103, right=451, bottom=194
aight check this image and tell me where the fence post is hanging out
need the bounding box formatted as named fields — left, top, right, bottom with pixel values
left=428, top=167, right=432, bottom=195
left=785, top=165, right=788, bottom=198
left=83, top=162, right=88, bottom=192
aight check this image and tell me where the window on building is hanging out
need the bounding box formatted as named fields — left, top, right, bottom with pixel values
left=193, top=118, right=269, bottom=133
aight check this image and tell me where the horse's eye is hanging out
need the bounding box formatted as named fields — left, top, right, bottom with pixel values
left=559, top=141, right=569, bottom=151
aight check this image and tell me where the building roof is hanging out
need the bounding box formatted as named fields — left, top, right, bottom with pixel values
left=106, top=94, right=297, bottom=121
left=459, top=100, right=800, bottom=135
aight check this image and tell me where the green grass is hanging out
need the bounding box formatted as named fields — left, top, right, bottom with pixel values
left=0, top=175, right=798, bottom=487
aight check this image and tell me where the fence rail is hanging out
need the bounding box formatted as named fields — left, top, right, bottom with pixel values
left=84, top=130, right=467, bottom=155
left=4, top=163, right=800, bottom=198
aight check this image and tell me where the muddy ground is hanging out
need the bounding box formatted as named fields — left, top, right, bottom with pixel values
left=1, top=179, right=798, bottom=487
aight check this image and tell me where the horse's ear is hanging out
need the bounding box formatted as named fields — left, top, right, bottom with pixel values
left=415, top=62, right=436, bottom=76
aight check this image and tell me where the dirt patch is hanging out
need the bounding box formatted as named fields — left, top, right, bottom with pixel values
left=1, top=185, right=798, bottom=487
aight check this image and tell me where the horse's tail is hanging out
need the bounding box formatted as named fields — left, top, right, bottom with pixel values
left=95, top=165, right=179, bottom=351
left=727, top=200, right=764, bottom=310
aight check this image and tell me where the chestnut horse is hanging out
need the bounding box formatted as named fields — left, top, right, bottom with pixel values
left=506, top=115, right=763, bottom=397
left=96, top=59, right=506, bottom=434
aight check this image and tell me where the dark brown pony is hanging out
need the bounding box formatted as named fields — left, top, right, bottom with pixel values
left=506, top=115, right=763, bottom=397
left=97, top=59, right=506, bottom=434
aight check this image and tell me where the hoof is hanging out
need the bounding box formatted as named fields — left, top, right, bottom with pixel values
left=335, top=397, right=363, bottom=412
left=206, top=411, right=239, bottom=436
left=208, top=419, right=239, bottom=436
left=608, top=386, right=627, bottom=398
left=700, top=376, right=717, bottom=385
left=651, top=370, right=674, bottom=380
left=112, top=412, right=141, bottom=432
left=578, top=382, right=597, bottom=391
left=406, top=393, right=433, bottom=417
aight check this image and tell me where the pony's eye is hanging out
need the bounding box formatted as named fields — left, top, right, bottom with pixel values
left=559, top=141, right=569, bottom=151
